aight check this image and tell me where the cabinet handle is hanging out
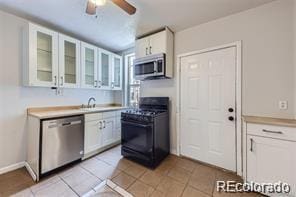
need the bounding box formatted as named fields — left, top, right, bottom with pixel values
left=54, top=76, right=57, bottom=86
left=99, top=121, right=102, bottom=129
left=149, top=46, right=152, bottom=54
left=94, top=80, right=98, bottom=88
left=60, top=76, right=64, bottom=86
left=262, top=129, right=283, bottom=135
left=103, top=121, right=106, bottom=128
left=250, top=138, right=254, bottom=152
left=98, top=81, right=102, bottom=88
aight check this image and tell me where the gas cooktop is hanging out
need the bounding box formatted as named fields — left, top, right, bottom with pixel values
left=124, top=109, right=167, bottom=116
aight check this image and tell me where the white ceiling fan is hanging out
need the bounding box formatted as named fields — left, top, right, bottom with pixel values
left=86, top=0, right=136, bottom=15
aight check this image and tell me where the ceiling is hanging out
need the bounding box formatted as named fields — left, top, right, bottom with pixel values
left=0, top=0, right=274, bottom=52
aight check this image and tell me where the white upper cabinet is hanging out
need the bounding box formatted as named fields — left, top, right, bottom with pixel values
left=148, top=31, right=166, bottom=55
left=58, top=34, right=81, bottom=88
left=98, top=49, right=112, bottom=90
left=23, top=23, right=123, bottom=91
left=24, top=23, right=59, bottom=87
left=81, top=42, right=98, bottom=89
left=135, top=27, right=173, bottom=59
left=111, top=54, right=123, bottom=90
left=135, top=37, right=149, bottom=58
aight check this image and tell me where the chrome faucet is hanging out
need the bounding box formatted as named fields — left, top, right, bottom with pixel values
left=87, top=97, right=96, bottom=108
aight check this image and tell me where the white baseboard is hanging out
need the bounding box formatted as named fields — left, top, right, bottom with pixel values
left=0, top=162, right=25, bottom=175
left=25, top=162, right=37, bottom=181
left=170, top=148, right=179, bottom=156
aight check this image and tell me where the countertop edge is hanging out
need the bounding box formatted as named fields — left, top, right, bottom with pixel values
left=28, top=107, right=129, bottom=119
left=243, top=116, right=296, bottom=127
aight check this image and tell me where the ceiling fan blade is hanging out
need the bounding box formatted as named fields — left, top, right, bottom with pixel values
left=111, top=0, right=136, bottom=15
left=86, top=0, right=96, bottom=15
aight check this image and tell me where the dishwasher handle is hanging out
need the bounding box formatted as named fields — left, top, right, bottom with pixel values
left=47, top=120, right=82, bottom=129
left=61, top=120, right=82, bottom=126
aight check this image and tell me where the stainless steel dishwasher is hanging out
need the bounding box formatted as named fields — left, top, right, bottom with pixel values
left=41, top=116, right=84, bottom=175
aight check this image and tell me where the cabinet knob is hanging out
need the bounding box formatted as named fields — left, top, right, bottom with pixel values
left=54, top=76, right=57, bottom=86
left=228, top=108, right=234, bottom=113
left=228, top=116, right=234, bottom=121
left=60, top=76, right=64, bottom=86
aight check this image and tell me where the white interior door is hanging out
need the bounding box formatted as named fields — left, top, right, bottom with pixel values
left=180, top=47, right=236, bottom=171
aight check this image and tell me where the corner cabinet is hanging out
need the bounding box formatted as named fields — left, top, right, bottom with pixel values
left=23, top=23, right=59, bottom=87
left=23, top=23, right=123, bottom=91
left=244, top=121, right=296, bottom=196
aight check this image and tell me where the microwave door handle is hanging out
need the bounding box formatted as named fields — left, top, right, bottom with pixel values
left=154, top=61, right=157, bottom=74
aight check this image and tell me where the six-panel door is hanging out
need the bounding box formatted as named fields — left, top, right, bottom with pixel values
left=29, top=23, right=59, bottom=87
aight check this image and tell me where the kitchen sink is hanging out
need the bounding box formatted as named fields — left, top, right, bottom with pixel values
left=80, top=107, right=100, bottom=111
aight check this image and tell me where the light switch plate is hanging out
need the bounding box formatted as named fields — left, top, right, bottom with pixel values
left=279, top=101, right=288, bottom=110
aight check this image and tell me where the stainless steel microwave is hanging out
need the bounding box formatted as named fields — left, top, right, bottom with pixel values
left=134, top=53, right=169, bottom=80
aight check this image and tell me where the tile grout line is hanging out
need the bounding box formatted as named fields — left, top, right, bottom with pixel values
left=79, top=164, right=104, bottom=181
left=59, top=175, right=81, bottom=197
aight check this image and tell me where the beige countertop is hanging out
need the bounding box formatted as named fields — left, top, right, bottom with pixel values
left=28, top=105, right=128, bottom=119
left=243, top=116, right=296, bottom=127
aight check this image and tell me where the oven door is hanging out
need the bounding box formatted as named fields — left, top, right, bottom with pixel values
left=121, top=120, right=154, bottom=154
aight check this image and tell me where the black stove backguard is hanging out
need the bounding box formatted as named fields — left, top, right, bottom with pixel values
left=121, top=97, right=170, bottom=168
left=139, top=97, right=169, bottom=111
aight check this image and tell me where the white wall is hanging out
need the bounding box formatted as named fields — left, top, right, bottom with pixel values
left=0, top=11, right=115, bottom=169
left=294, top=0, right=296, bottom=118
left=141, top=0, right=295, bottom=153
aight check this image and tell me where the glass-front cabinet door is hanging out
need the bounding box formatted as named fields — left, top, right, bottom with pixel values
left=59, top=34, right=80, bottom=88
left=81, top=42, right=98, bottom=89
left=111, top=54, right=123, bottom=90
left=98, top=49, right=111, bottom=89
left=28, top=23, right=58, bottom=87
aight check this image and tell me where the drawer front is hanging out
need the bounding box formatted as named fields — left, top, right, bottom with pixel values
left=85, top=113, right=103, bottom=122
left=247, top=123, right=296, bottom=142
left=103, top=111, right=116, bottom=119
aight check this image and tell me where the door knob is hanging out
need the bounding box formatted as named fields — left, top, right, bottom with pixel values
left=228, top=116, right=234, bottom=121
left=228, top=108, right=234, bottom=113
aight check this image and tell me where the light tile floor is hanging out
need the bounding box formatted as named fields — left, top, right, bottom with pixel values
left=1, top=145, right=264, bottom=197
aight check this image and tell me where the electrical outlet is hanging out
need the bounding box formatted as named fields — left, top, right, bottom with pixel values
left=279, top=101, right=288, bottom=110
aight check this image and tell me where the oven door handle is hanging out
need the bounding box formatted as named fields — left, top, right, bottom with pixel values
left=122, top=121, right=152, bottom=128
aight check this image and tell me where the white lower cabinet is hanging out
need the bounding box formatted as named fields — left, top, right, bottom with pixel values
left=102, top=118, right=115, bottom=146
left=114, top=116, right=121, bottom=141
left=246, top=123, right=296, bottom=196
left=84, top=111, right=122, bottom=158
left=84, top=120, right=102, bottom=154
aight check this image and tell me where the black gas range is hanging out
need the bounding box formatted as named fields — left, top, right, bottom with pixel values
left=121, top=97, right=170, bottom=168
